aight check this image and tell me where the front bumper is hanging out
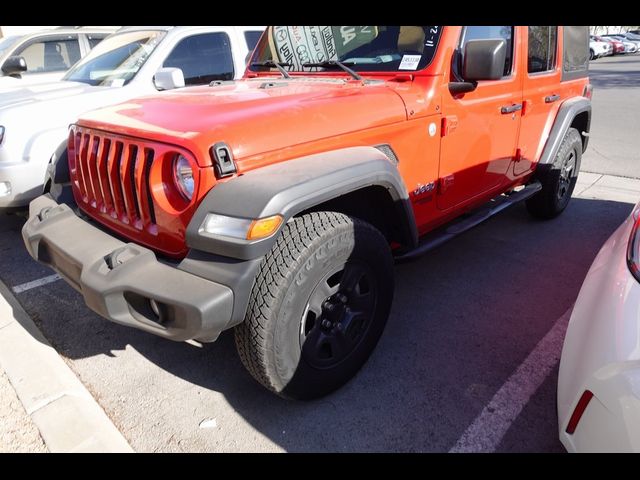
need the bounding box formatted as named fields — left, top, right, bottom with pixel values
left=0, top=158, right=49, bottom=209
left=22, top=195, right=234, bottom=342
left=558, top=209, right=640, bottom=452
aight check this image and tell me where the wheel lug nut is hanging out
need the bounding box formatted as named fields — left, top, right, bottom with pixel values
left=337, top=293, right=348, bottom=304
left=322, top=319, right=332, bottom=329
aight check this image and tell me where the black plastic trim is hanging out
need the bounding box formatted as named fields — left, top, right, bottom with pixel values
left=186, top=146, right=418, bottom=260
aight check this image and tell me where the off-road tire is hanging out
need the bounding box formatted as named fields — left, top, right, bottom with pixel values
left=234, top=211, right=394, bottom=400
left=526, top=127, right=582, bottom=219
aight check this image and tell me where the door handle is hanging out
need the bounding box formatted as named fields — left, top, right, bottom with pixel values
left=545, top=94, right=561, bottom=103
left=501, top=103, right=523, bottom=114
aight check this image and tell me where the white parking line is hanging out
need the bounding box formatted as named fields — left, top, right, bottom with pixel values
left=449, top=306, right=573, bottom=453
left=12, top=274, right=61, bottom=294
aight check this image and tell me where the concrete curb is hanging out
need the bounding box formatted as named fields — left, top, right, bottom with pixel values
left=0, top=278, right=134, bottom=453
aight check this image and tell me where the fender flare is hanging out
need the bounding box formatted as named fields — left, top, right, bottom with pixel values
left=538, top=97, right=591, bottom=166
left=186, top=146, right=418, bottom=260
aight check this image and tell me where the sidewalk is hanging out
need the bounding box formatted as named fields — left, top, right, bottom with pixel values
left=0, top=278, right=134, bottom=453
left=0, top=368, right=47, bottom=453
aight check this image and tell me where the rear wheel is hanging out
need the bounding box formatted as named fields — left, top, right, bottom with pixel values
left=234, top=211, right=394, bottom=400
left=526, top=127, right=582, bottom=219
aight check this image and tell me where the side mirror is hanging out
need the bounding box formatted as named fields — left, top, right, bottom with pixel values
left=154, top=67, right=185, bottom=91
left=462, top=39, right=507, bottom=81
left=2, top=56, right=27, bottom=77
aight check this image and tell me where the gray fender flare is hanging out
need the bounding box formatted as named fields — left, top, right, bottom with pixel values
left=538, top=97, right=591, bottom=166
left=186, top=146, right=418, bottom=260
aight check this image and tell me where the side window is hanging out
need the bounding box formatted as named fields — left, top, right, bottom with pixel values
left=563, top=26, right=589, bottom=80
left=528, top=26, right=557, bottom=73
left=244, top=31, right=263, bottom=52
left=16, top=36, right=81, bottom=73
left=87, top=34, right=108, bottom=50
left=462, top=26, right=514, bottom=77
left=163, top=32, right=234, bottom=85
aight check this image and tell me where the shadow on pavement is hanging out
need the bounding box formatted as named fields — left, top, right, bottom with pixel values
left=0, top=197, right=634, bottom=452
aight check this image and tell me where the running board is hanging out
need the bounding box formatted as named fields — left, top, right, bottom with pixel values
left=395, top=181, right=542, bottom=263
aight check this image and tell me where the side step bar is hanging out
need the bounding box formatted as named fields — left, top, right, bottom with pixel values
left=395, top=181, right=542, bottom=263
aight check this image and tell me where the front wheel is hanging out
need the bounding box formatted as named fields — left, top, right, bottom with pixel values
left=234, top=211, right=394, bottom=400
left=526, top=127, right=582, bottom=219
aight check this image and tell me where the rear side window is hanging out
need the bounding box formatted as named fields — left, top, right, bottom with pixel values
left=462, top=26, right=514, bottom=77
left=244, top=31, right=263, bottom=51
left=563, top=26, right=589, bottom=80
left=16, top=36, right=81, bottom=73
left=164, top=32, right=235, bottom=85
left=528, top=26, right=557, bottom=73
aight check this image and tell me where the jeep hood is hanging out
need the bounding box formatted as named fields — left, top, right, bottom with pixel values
left=77, top=78, right=409, bottom=168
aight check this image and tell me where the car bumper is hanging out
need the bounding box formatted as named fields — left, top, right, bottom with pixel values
left=22, top=194, right=234, bottom=342
left=558, top=208, right=640, bottom=452
left=0, top=158, right=48, bottom=209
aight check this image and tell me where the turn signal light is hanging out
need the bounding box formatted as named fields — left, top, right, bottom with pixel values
left=247, top=215, right=283, bottom=240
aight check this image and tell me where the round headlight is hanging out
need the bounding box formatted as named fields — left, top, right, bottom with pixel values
left=173, top=154, right=194, bottom=200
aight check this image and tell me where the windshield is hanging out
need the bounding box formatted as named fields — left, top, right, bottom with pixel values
left=63, top=30, right=165, bottom=86
left=0, top=35, right=20, bottom=57
left=250, top=26, right=442, bottom=74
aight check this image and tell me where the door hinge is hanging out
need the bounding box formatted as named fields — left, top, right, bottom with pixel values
left=441, top=116, right=458, bottom=137
left=438, top=174, right=455, bottom=194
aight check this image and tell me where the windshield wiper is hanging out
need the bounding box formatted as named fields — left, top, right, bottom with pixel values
left=302, top=60, right=362, bottom=81
left=251, top=60, right=292, bottom=79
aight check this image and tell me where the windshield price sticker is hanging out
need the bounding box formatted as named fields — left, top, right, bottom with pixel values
left=399, top=54, right=422, bottom=70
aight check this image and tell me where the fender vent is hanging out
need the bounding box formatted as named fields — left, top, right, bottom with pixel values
left=374, top=144, right=399, bottom=164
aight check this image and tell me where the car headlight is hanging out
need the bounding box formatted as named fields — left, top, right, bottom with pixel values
left=200, top=213, right=283, bottom=241
left=0, top=126, right=5, bottom=145
left=173, top=154, right=194, bottom=200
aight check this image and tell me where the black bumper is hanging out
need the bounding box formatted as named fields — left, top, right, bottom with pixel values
left=22, top=195, right=234, bottom=342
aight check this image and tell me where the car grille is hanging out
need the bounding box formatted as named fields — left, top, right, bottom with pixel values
left=67, top=125, right=205, bottom=258
left=70, top=126, right=157, bottom=232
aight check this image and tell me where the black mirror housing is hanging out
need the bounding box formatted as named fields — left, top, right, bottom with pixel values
left=2, top=56, right=27, bottom=76
left=463, top=39, right=507, bottom=81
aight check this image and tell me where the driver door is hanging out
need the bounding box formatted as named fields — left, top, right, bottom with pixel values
left=437, top=26, right=522, bottom=211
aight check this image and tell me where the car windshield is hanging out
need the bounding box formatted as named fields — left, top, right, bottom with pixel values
left=63, top=30, right=165, bottom=86
left=249, top=26, right=442, bottom=74
left=0, top=35, right=20, bottom=57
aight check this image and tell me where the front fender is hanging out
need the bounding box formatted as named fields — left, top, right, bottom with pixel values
left=186, top=146, right=417, bottom=260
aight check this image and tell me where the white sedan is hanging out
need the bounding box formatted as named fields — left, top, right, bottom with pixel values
left=558, top=200, right=640, bottom=452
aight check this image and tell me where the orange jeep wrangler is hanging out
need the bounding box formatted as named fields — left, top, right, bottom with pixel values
left=23, top=26, right=592, bottom=399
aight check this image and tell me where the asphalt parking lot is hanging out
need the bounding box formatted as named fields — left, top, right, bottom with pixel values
left=1, top=54, right=639, bottom=452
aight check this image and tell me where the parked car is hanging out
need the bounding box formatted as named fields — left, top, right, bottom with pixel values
left=558, top=200, right=640, bottom=452
left=601, top=34, right=639, bottom=54
left=0, top=25, right=264, bottom=209
left=593, top=35, right=625, bottom=55
left=23, top=26, right=591, bottom=399
left=0, top=26, right=117, bottom=87
left=620, top=32, right=640, bottom=42
left=589, top=37, right=612, bottom=59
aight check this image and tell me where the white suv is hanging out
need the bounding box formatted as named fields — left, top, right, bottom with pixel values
left=0, top=25, right=264, bottom=209
left=0, top=26, right=118, bottom=87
